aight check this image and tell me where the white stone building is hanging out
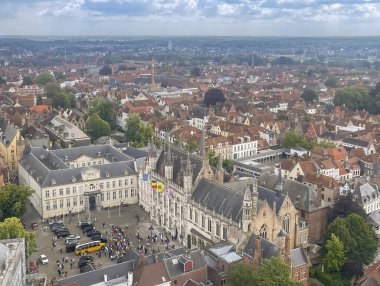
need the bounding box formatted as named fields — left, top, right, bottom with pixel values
left=19, top=145, right=139, bottom=219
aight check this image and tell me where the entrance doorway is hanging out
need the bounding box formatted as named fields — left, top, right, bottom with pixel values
left=187, top=235, right=191, bottom=249
left=89, top=196, right=96, bottom=211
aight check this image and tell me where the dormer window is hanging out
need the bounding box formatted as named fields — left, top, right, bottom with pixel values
left=51, top=178, right=56, bottom=185
left=72, top=176, right=76, bottom=183
left=105, top=172, right=110, bottom=178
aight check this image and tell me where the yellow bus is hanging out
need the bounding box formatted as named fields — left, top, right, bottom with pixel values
left=74, top=241, right=105, bottom=255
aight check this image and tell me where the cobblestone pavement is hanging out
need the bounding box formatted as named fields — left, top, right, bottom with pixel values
left=22, top=203, right=184, bottom=282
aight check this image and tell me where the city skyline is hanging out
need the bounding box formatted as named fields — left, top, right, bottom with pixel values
left=0, top=0, right=380, bottom=37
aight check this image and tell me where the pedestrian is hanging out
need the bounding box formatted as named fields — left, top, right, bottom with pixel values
left=60, top=248, right=62, bottom=254
left=94, top=217, right=97, bottom=222
left=58, top=269, right=61, bottom=277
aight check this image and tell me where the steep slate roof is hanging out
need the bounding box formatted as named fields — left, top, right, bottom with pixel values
left=343, top=137, right=371, bottom=148
left=258, top=172, right=320, bottom=212
left=156, top=145, right=203, bottom=185
left=243, top=234, right=281, bottom=260
left=289, top=248, right=309, bottom=268
left=192, top=178, right=243, bottom=223
left=353, top=183, right=380, bottom=206
left=163, top=249, right=206, bottom=279
left=20, top=145, right=137, bottom=188
left=0, top=118, right=18, bottom=147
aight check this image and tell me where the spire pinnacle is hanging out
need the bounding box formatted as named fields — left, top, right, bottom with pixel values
left=217, top=152, right=223, bottom=170
left=199, top=127, right=206, bottom=157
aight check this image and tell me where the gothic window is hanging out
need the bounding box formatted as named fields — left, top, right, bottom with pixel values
left=282, top=214, right=290, bottom=233
left=207, top=218, right=212, bottom=233
left=222, top=226, right=227, bottom=240
left=216, top=222, right=220, bottom=236
left=194, top=210, right=198, bottom=225
left=189, top=207, right=193, bottom=221
left=201, top=214, right=205, bottom=229
left=259, top=224, right=268, bottom=239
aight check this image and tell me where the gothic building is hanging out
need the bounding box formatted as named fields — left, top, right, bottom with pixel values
left=138, top=132, right=301, bottom=250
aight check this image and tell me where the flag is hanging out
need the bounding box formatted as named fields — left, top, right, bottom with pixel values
left=143, top=173, right=149, bottom=181
left=151, top=179, right=157, bottom=189
left=157, top=182, right=163, bottom=192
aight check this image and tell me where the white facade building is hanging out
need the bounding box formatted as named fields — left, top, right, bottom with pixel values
left=19, top=145, right=139, bottom=219
left=0, top=238, right=26, bottom=286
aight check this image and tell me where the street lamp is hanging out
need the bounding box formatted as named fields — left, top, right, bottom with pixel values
left=165, top=238, right=170, bottom=250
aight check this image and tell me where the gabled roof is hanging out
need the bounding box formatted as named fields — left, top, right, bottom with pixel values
left=243, top=234, right=281, bottom=260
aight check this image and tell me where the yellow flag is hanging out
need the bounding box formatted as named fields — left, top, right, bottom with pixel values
left=157, top=182, right=163, bottom=192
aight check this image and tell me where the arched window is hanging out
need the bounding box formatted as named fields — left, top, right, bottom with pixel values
left=259, top=224, right=268, bottom=239
left=207, top=218, right=212, bottom=233
left=282, top=214, right=290, bottom=233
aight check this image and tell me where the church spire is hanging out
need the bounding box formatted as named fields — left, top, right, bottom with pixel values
left=275, top=166, right=283, bottom=197
left=185, top=151, right=192, bottom=176
left=199, top=127, right=206, bottom=157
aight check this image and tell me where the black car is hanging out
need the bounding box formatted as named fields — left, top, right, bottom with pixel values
left=51, top=224, right=65, bottom=231
left=66, top=243, right=77, bottom=253
left=80, top=223, right=93, bottom=230
left=83, top=225, right=95, bottom=233
left=54, top=227, right=68, bottom=234
left=80, top=263, right=95, bottom=273
left=78, top=256, right=93, bottom=268
left=56, top=230, right=70, bottom=238
left=90, top=235, right=107, bottom=243
left=86, top=230, right=101, bottom=237
left=117, top=254, right=129, bottom=263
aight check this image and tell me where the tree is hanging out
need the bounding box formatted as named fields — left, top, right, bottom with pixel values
left=35, top=72, right=55, bottom=85
left=22, top=76, right=33, bottom=86
left=0, top=184, right=34, bottom=221
left=281, top=131, right=309, bottom=149
left=209, top=149, right=217, bottom=167
left=91, top=98, right=116, bottom=129
left=204, top=88, right=226, bottom=107
left=36, top=96, right=42, bottom=105
left=301, top=88, right=318, bottom=103
left=227, top=263, right=256, bottom=286
left=125, top=114, right=153, bottom=148
left=0, top=217, right=36, bottom=257
left=0, top=75, right=5, bottom=84
left=190, top=67, right=201, bottom=77
left=325, top=76, right=338, bottom=88
left=324, top=234, right=346, bottom=272
left=342, top=260, right=363, bottom=278
left=328, top=193, right=366, bottom=223
left=255, top=257, right=302, bottom=286
left=223, top=160, right=234, bottom=175
left=370, top=82, right=380, bottom=97
left=186, top=139, right=198, bottom=153
left=86, top=114, right=111, bottom=140
left=333, top=87, right=371, bottom=112
left=273, top=56, right=295, bottom=65
left=44, top=83, right=72, bottom=109
left=117, top=65, right=127, bottom=72
left=276, top=114, right=288, bottom=121
left=99, top=65, right=112, bottom=76
left=325, top=214, right=378, bottom=267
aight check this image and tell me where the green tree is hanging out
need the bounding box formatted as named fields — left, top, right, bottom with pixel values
left=0, top=75, right=5, bottom=84
left=91, top=98, right=116, bottom=129
left=45, top=83, right=61, bottom=97
left=99, top=66, right=112, bottom=76
left=204, top=88, right=226, bottom=107
left=255, top=257, right=302, bottom=286
left=301, top=88, right=318, bottom=103
left=125, top=114, right=153, bottom=148
left=44, top=83, right=72, bottom=109
left=209, top=149, right=217, bottom=167
left=324, top=234, right=346, bottom=272
left=333, top=87, right=371, bottom=112
left=281, top=131, right=309, bottom=149
left=22, top=76, right=33, bottom=86
left=186, top=139, right=199, bottom=153
left=227, top=263, right=255, bottom=286
left=325, top=76, right=338, bottom=88
left=325, top=214, right=377, bottom=267
left=276, top=114, right=288, bottom=121
left=52, top=92, right=70, bottom=109
left=328, top=192, right=366, bottom=223
left=273, top=56, right=295, bottom=65
left=35, top=72, right=55, bottom=85
left=86, top=113, right=111, bottom=140
left=0, top=184, right=34, bottom=221
left=117, top=65, right=127, bottom=72
left=223, top=159, right=234, bottom=175
left=36, top=96, right=42, bottom=105
left=0, top=217, right=36, bottom=257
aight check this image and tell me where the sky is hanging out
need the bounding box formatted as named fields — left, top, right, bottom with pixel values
left=0, top=0, right=380, bottom=36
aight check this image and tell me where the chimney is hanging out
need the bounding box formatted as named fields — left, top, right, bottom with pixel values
left=253, top=236, right=262, bottom=264
left=127, top=271, right=133, bottom=286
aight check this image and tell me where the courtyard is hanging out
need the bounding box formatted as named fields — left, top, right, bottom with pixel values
left=22, top=203, right=183, bottom=282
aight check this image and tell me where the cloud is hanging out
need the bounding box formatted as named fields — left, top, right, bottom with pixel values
left=0, top=0, right=379, bottom=36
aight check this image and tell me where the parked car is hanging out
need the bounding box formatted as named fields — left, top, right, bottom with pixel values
left=66, top=243, right=77, bottom=253
left=80, top=223, right=93, bottom=230
left=78, top=256, right=93, bottom=268
left=48, top=219, right=63, bottom=226
left=29, top=261, right=39, bottom=274
left=39, top=254, right=48, bottom=265
left=53, top=227, right=68, bottom=234
left=65, top=238, right=77, bottom=245
left=86, top=230, right=101, bottom=237
left=67, top=234, right=80, bottom=240
left=56, top=230, right=70, bottom=238
left=80, top=263, right=95, bottom=273
left=31, top=223, right=38, bottom=230
left=82, top=225, right=95, bottom=233
left=90, top=235, right=107, bottom=243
